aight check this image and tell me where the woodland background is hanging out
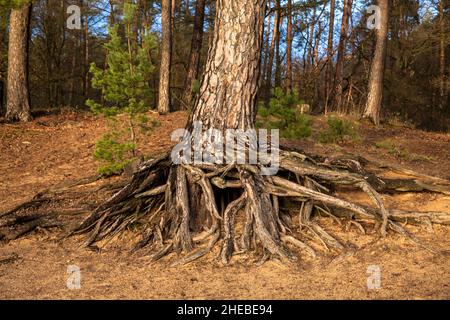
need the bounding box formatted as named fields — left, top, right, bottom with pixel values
left=0, top=0, right=448, bottom=131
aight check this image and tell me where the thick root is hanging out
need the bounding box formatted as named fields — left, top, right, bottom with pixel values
left=3, top=149, right=449, bottom=264
left=65, top=150, right=450, bottom=265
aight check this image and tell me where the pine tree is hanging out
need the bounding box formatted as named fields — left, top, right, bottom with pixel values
left=86, top=2, right=158, bottom=176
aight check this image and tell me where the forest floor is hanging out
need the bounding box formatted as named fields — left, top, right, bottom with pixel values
left=0, top=110, right=449, bottom=299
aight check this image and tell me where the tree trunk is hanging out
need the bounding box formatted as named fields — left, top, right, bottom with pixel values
left=363, top=0, right=389, bottom=125
left=325, top=0, right=335, bottom=113
left=266, top=1, right=280, bottom=96
left=182, top=0, right=206, bottom=109
left=188, top=0, right=266, bottom=131
left=285, top=0, right=293, bottom=92
left=307, top=6, right=316, bottom=68
left=438, top=0, right=446, bottom=125
left=274, top=1, right=283, bottom=88
left=262, top=3, right=272, bottom=91
left=158, top=0, right=172, bottom=114
left=0, top=79, right=4, bottom=116
left=333, top=0, right=352, bottom=113
left=6, top=3, right=32, bottom=122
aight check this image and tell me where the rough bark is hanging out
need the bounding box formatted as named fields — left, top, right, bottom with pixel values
left=363, top=0, right=389, bottom=125
left=188, top=0, right=266, bottom=130
left=274, top=1, right=283, bottom=88
left=266, top=1, right=280, bottom=96
left=332, top=0, right=352, bottom=113
left=158, top=0, right=173, bottom=114
left=325, top=0, right=335, bottom=113
left=6, top=3, right=32, bottom=122
left=286, top=0, right=293, bottom=92
left=438, top=0, right=446, bottom=116
left=182, top=0, right=206, bottom=109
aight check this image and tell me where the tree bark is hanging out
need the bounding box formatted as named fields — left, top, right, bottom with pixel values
left=363, top=0, right=389, bottom=125
left=333, top=0, right=352, bottom=113
left=158, top=0, right=172, bottom=114
left=438, top=0, right=446, bottom=119
left=188, top=0, right=267, bottom=131
left=182, top=0, right=206, bottom=109
left=274, top=0, right=283, bottom=88
left=266, top=1, right=280, bottom=95
left=6, top=3, right=32, bottom=122
left=286, top=0, right=293, bottom=92
left=325, top=0, right=335, bottom=113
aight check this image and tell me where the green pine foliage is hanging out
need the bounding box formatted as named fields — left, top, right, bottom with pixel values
left=86, top=2, right=158, bottom=176
left=257, top=87, right=312, bottom=139
left=318, top=117, right=360, bottom=144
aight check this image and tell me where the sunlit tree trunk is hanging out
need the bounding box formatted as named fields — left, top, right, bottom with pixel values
left=333, top=0, right=352, bottom=113
left=325, top=0, right=335, bottom=113
left=286, top=0, right=293, bottom=92
left=158, top=0, right=173, bottom=114
left=438, top=0, right=446, bottom=116
left=188, top=0, right=267, bottom=131
left=364, top=0, right=389, bottom=125
left=6, top=2, right=32, bottom=122
left=182, top=0, right=206, bottom=109
left=274, top=1, right=283, bottom=88
left=266, top=0, right=280, bottom=94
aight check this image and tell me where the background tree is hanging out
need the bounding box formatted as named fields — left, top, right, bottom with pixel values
left=333, top=0, right=352, bottom=113
left=158, top=0, right=172, bottom=114
left=364, top=0, right=390, bottom=125
left=325, top=0, right=336, bottom=113
left=0, top=0, right=446, bottom=129
left=5, top=0, right=32, bottom=122
left=182, top=0, right=206, bottom=109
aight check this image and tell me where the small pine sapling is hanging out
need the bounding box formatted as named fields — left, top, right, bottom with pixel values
left=86, top=2, right=158, bottom=176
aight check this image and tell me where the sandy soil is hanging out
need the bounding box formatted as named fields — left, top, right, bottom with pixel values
left=0, top=111, right=449, bottom=299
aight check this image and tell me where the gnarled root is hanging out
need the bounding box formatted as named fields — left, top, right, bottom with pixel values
left=67, top=149, right=450, bottom=265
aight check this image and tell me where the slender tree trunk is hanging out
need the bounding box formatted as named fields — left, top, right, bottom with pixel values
left=6, top=3, right=32, bottom=122
left=182, top=0, right=206, bottom=109
left=158, top=0, right=172, bottom=114
left=286, top=0, right=293, bottom=92
left=84, top=8, right=89, bottom=99
left=0, top=79, right=4, bottom=115
left=333, top=0, right=352, bottom=113
left=307, top=6, right=316, bottom=68
left=171, top=0, right=176, bottom=33
left=69, top=36, right=78, bottom=108
left=262, top=5, right=272, bottom=89
left=189, top=0, right=267, bottom=131
left=325, top=0, right=335, bottom=113
left=266, top=1, right=280, bottom=94
left=274, top=3, right=283, bottom=88
left=438, top=0, right=446, bottom=117
left=363, top=0, right=389, bottom=125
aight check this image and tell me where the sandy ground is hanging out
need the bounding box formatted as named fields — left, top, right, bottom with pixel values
left=0, top=111, right=449, bottom=299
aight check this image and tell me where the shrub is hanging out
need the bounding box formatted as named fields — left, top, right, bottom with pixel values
left=257, top=87, right=312, bottom=139
left=318, top=117, right=360, bottom=144
left=94, top=132, right=136, bottom=177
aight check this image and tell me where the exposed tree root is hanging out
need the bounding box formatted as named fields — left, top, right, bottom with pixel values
left=1, top=147, right=449, bottom=263
left=57, top=149, right=450, bottom=265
